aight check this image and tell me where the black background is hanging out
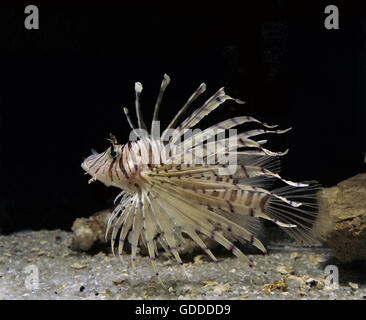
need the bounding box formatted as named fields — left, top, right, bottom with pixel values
left=0, top=1, right=365, bottom=234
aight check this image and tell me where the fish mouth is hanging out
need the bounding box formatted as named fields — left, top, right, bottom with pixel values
left=81, top=156, right=95, bottom=174
left=81, top=152, right=102, bottom=171
left=81, top=160, right=87, bottom=171
left=81, top=158, right=99, bottom=184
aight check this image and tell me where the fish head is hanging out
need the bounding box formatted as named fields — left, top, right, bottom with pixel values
left=81, top=143, right=126, bottom=188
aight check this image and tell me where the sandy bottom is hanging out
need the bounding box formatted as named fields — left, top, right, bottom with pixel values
left=0, top=229, right=365, bottom=300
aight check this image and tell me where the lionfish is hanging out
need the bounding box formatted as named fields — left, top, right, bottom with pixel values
left=81, top=74, right=318, bottom=282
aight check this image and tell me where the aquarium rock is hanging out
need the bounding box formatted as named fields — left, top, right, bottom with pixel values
left=71, top=208, right=112, bottom=251
left=313, top=173, right=366, bottom=263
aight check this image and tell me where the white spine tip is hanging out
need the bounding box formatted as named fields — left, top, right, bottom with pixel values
left=263, top=123, right=279, bottom=129
left=199, top=83, right=207, bottom=92
left=235, top=99, right=246, bottom=104
left=280, top=127, right=292, bottom=133
left=123, top=107, right=129, bottom=114
left=161, top=74, right=171, bottom=89
left=135, top=82, right=143, bottom=93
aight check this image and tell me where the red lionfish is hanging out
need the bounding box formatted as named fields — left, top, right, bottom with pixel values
left=81, top=74, right=319, bottom=282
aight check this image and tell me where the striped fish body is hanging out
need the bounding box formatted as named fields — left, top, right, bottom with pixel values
left=81, top=74, right=319, bottom=282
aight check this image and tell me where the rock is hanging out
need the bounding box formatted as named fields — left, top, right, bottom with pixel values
left=287, top=275, right=305, bottom=288
left=275, top=265, right=293, bottom=275
left=71, top=209, right=112, bottom=251
left=262, top=279, right=288, bottom=293
left=70, top=262, right=87, bottom=269
left=348, top=282, right=359, bottom=290
left=312, top=173, right=366, bottom=263
left=305, top=277, right=324, bottom=290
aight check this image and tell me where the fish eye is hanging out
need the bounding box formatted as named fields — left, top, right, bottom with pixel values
left=109, top=148, right=119, bottom=159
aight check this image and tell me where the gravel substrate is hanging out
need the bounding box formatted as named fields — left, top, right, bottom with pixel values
left=0, top=230, right=365, bottom=300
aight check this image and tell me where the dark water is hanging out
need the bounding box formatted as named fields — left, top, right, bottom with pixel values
left=0, top=2, right=365, bottom=234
